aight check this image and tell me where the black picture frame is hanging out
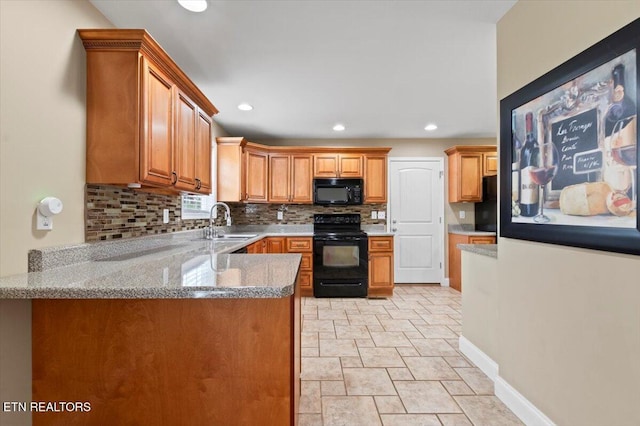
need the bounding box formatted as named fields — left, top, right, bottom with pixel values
left=499, top=18, right=640, bottom=256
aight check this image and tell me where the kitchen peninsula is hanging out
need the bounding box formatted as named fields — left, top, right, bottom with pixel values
left=0, top=231, right=302, bottom=425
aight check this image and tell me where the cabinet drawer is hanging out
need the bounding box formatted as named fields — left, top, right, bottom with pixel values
left=469, top=236, right=495, bottom=244
left=368, top=236, right=393, bottom=252
left=299, top=252, right=313, bottom=270
left=286, top=237, right=312, bottom=252
left=297, top=271, right=313, bottom=288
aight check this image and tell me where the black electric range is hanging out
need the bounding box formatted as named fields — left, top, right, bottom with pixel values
left=312, top=214, right=368, bottom=298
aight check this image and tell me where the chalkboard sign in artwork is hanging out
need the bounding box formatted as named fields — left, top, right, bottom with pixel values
left=499, top=18, right=640, bottom=256
left=549, top=107, right=601, bottom=192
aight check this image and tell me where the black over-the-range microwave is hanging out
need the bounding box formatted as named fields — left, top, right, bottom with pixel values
left=313, top=178, right=363, bottom=205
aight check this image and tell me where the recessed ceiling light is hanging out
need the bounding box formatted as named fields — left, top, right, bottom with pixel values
left=424, top=123, right=438, bottom=131
left=333, top=124, right=345, bottom=132
left=177, top=0, right=208, bottom=13
left=237, top=103, right=253, bottom=111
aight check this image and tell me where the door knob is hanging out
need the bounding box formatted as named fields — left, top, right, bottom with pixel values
left=392, top=227, right=397, bottom=232
left=392, top=219, right=397, bottom=224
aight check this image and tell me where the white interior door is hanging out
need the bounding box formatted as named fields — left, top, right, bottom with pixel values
left=389, top=158, right=444, bottom=284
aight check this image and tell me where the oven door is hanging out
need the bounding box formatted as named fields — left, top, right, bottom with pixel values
left=313, top=236, right=368, bottom=297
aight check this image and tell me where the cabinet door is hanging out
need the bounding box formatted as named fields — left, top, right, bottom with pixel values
left=364, top=155, right=387, bottom=203
left=368, top=252, right=394, bottom=296
left=216, top=140, right=244, bottom=202
left=173, top=90, right=197, bottom=191
left=483, top=153, right=498, bottom=177
left=314, top=154, right=339, bottom=177
left=267, top=237, right=286, bottom=253
left=338, top=154, right=363, bottom=178
left=448, top=233, right=466, bottom=292
left=456, top=153, right=483, bottom=202
left=245, top=149, right=268, bottom=202
left=290, top=155, right=313, bottom=203
left=269, top=155, right=291, bottom=203
left=194, top=111, right=212, bottom=194
left=140, top=58, right=174, bottom=186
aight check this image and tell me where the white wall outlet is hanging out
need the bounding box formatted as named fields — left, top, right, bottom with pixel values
left=36, top=214, right=53, bottom=231
left=277, top=211, right=284, bottom=220
left=377, top=211, right=386, bottom=220
left=371, top=211, right=378, bottom=219
left=459, top=210, right=466, bottom=219
left=163, top=209, right=170, bottom=224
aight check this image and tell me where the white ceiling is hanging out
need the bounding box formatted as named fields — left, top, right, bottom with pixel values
left=89, top=0, right=515, bottom=140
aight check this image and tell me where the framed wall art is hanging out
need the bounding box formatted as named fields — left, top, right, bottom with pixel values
left=499, top=18, right=639, bottom=255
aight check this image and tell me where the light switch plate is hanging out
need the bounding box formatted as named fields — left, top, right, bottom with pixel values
left=377, top=211, right=386, bottom=220
left=371, top=211, right=378, bottom=219
left=277, top=211, right=284, bottom=220
left=459, top=210, right=466, bottom=219
left=163, top=209, right=170, bottom=224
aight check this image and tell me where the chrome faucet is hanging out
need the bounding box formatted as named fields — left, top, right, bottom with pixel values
left=206, top=202, right=232, bottom=239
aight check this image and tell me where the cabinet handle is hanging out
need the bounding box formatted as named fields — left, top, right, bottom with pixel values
left=171, top=171, right=177, bottom=185
left=195, top=178, right=201, bottom=190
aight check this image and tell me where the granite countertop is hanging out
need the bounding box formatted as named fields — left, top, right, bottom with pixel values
left=448, top=224, right=497, bottom=237
left=458, top=243, right=498, bottom=258
left=0, top=229, right=302, bottom=299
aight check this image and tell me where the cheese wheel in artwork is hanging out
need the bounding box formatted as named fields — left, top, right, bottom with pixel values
left=559, top=182, right=612, bottom=216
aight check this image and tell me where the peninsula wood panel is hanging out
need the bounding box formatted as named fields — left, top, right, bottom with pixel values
left=32, top=297, right=300, bottom=425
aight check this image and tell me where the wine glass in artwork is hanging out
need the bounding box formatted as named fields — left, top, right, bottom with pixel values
left=610, top=116, right=637, bottom=210
left=529, top=142, right=559, bottom=223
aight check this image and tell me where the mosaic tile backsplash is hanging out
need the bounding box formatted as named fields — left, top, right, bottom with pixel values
left=86, top=185, right=387, bottom=241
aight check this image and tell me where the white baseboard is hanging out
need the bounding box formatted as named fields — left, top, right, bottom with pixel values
left=441, top=278, right=450, bottom=287
left=495, top=377, right=556, bottom=426
left=458, top=336, right=498, bottom=381
left=458, top=336, right=555, bottom=426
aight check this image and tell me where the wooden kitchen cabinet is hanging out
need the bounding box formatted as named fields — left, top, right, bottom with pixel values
left=448, top=233, right=495, bottom=292
left=80, top=29, right=217, bottom=195
left=483, top=152, right=498, bottom=177
left=313, top=153, right=363, bottom=178
left=247, top=239, right=266, bottom=254
left=245, top=148, right=269, bottom=203
left=364, top=155, right=387, bottom=203
left=269, top=154, right=313, bottom=203
left=267, top=237, right=286, bottom=253
left=445, top=145, right=497, bottom=202
left=286, top=237, right=313, bottom=297
left=368, top=236, right=394, bottom=298
left=216, top=138, right=269, bottom=203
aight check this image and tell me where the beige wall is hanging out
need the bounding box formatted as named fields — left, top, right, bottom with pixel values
left=495, top=2, right=640, bottom=425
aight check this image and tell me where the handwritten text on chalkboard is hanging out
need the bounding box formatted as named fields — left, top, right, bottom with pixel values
left=550, top=108, right=600, bottom=189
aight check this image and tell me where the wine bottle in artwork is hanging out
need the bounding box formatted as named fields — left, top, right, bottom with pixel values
left=519, top=112, right=539, bottom=217
left=604, top=63, right=636, bottom=137
left=512, top=110, right=522, bottom=202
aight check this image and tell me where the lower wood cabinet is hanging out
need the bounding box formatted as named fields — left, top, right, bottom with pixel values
left=448, top=233, right=496, bottom=292
left=368, top=236, right=394, bottom=298
left=247, top=239, right=266, bottom=254
left=286, top=237, right=313, bottom=297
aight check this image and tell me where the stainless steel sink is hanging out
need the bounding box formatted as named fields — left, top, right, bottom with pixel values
left=215, top=234, right=258, bottom=239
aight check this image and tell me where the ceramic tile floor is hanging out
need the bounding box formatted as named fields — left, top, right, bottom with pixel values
left=300, top=285, right=524, bottom=426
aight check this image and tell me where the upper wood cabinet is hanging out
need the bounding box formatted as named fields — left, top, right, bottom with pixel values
left=216, top=138, right=268, bottom=203
left=79, top=29, right=217, bottom=195
left=314, top=154, right=363, bottom=178
left=217, top=139, right=390, bottom=203
left=245, top=147, right=269, bottom=203
left=364, top=155, right=387, bottom=203
left=483, top=153, right=498, bottom=177
left=269, top=154, right=313, bottom=204
left=445, top=145, right=497, bottom=203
